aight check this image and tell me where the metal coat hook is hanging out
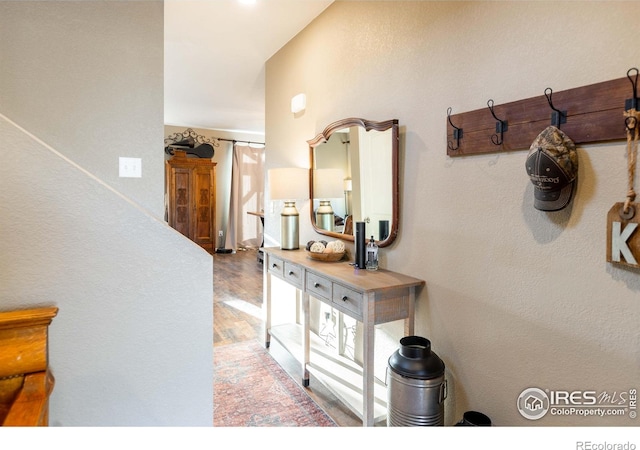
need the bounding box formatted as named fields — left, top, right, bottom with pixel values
left=625, top=67, right=638, bottom=110
left=544, top=87, right=567, bottom=128
left=447, top=107, right=463, bottom=151
left=487, top=99, right=508, bottom=146
left=624, top=67, right=639, bottom=131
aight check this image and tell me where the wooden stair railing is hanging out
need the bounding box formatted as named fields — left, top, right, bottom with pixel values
left=0, top=306, right=58, bottom=426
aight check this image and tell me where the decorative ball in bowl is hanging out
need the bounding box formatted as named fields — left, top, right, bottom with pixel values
left=305, top=240, right=346, bottom=262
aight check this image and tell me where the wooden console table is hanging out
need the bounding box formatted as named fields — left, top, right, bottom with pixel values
left=262, top=247, right=425, bottom=426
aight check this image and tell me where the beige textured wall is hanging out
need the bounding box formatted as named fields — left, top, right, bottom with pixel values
left=0, top=1, right=165, bottom=218
left=265, top=1, right=640, bottom=426
left=0, top=2, right=213, bottom=425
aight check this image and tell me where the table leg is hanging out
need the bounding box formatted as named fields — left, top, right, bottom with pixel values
left=258, top=217, right=265, bottom=264
left=302, top=291, right=310, bottom=386
left=263, top=255, right=271, bottom=348
left=362, top=292, right=375, bottom=426
left=338, top=311, right=345, bottom=355
left=404, top=287, right=416, bottom=336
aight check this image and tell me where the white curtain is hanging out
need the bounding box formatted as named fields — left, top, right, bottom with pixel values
left=225, top=143, right=265, bottom=250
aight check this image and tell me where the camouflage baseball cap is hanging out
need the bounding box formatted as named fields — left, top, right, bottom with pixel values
left=525, top=126, right=578, bottom=211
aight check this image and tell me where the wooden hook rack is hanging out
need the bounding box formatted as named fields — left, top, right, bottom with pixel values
left=446, top=72, right=638, bottom=157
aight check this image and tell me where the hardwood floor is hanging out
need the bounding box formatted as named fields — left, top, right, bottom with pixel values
left=213, top=248, right=264, bottom=347
left=213, top=248, right=362, bottom=426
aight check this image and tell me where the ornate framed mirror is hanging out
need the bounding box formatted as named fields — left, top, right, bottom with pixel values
left=308, top=118, right=399, bottom=248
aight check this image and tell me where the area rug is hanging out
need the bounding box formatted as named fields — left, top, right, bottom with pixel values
left=214, top=340, right=337, bottom=427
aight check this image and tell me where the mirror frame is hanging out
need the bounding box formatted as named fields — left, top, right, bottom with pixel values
left=308, top=117, right=399, bottom=248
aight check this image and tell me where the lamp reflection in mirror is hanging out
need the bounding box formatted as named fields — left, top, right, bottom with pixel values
left=269, top=168, right=308, bottom=250
left=313, top=169, right=344, bottom=232
left=343, top=178, right=353, bottom=216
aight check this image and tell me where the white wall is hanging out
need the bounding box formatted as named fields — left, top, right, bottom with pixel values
left=0, top=2, right=213, bottom=426
left=265, top=1, right=640, bottom=426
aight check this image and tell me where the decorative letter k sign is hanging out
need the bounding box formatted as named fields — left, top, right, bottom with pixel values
left=607, top=202, right=640, bottom=268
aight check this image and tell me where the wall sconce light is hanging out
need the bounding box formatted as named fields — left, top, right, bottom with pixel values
left=291, top=93, right=306, bottom=114
left=269, top=167, right=309, bottom=250
left=313, top=169, right=344, bottom=232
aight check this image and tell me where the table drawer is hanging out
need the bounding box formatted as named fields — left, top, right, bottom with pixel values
left=332, top=283, right=363, bottom=318
left=267, top=255, right=284, bottom=277
left=306, top=272, right=332, bottom=301
left=284, top=262, right=303, bottom=289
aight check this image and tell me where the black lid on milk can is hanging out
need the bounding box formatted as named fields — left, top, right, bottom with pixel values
left=388, top=336, right=445, bottom=380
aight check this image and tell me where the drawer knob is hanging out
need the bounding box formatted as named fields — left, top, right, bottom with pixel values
left=342, top=295, right=348, bottom=302
left=272, top=263, right=278, bottom=268
left=288, top=271, right=294, bottom=276
left=314, top=282, right=320, bottom=288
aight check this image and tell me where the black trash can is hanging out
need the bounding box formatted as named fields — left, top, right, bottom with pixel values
left=386, top=336, right=447, bottom=426
left=456, top=410, right=492, bottom=426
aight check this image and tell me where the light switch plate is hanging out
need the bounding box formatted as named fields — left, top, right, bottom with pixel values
left=119, top=157, right=142, bottom=178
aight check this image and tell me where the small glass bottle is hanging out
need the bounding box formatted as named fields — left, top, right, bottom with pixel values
left=366, top=236, right=378, bottom=271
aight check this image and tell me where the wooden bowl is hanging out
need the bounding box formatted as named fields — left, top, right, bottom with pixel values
left=306, top=251, right=346, bottom=262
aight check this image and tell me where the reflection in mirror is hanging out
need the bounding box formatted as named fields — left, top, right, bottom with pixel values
left=313, top=168, right=344, bottom=232
left=309, top=118, right=399, bottom=248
